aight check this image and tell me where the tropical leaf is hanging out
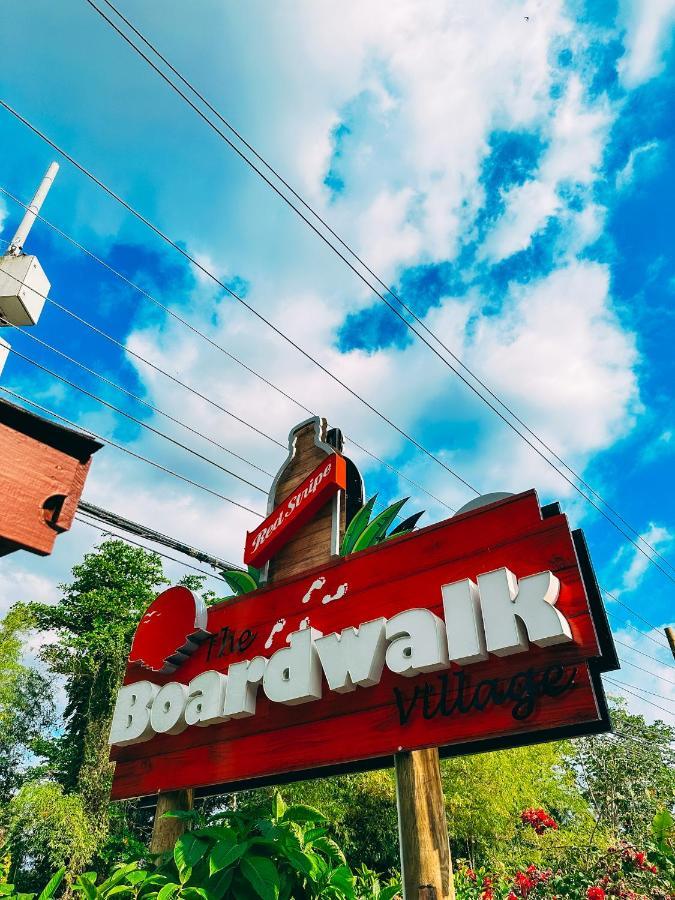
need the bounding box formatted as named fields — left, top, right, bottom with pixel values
left=378, top=885, right=402, bottom=900
left=156, top=885, right=179, bottom=900
left=340, top=494, right=377, bottom=556
left=652, top=807, right=674, bottom=852
left=247, top=566, right=262, bottom=586
left=209, top=839, right=248, bottom=875
left=37, top=869, right=66, bottom=900
left=329, top=865, right=355, bottom=899
left=174, top=833, right=208, bottom=875
left=281, top=804, right=326, bottom=825
left=388, top=510, right=425, bottom=537
left=73, top=875, right=97, bottom=900
left=222, top=570, right=259, bottom=596
left=208, top=867, right=234, bottom=900
left=351, top=498, right=409, bottom=554
left=240, top=856, right=280, bottom=900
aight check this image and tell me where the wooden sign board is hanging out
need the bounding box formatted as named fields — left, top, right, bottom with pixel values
left=109, top=490, right=617, bottom=800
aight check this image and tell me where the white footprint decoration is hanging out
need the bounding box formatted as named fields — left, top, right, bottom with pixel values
left=286, top=616, right=313, bottom=644
left=264, top=617, right=286, bottom=650
left=302, top=576, right=326, bottom=604
left=322, top=582, right=349, bottom=605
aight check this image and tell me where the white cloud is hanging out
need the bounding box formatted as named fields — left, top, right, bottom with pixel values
left=615, top=140, right=661, bottom=189
left=619, top=0, right=675, bottom=87
left=484, top=179, right=560, bottom=262
left=609, top=523, right=674, bottom=596
left=0, top=566, right=56, bottom=619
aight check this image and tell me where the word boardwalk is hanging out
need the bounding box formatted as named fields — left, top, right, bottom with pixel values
left=110, top=566, right=571, bottom=746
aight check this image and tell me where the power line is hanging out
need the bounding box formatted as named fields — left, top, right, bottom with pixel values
left=2, top=306, right=273, bottom=476
left=4, top=335, right=269, bottom=495
left=0, top=99, right=480, bottom=498
left=0, top=185, right=456, bottom=513
left=617, top=657, right=675, bottom=687
left=75, top=513, right=232, bottom=584
left=606, top=610, right=671, bottom=651
left=78, top=500, right=240, bottom=571
left=81, top=0, right=675, bottom=582
left=602, top=587, right=669, bottom=641
left=604, top=677, right=675, bottom=719
left=0, top=385, right=264, bottom=518
left=614, top=638, right=675, bottom=670
left=603, top=676, right=674, bottom=705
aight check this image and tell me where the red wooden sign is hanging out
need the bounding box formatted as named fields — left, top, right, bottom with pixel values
left=109, top=491, right=617, bottom=800
left=244, top=454, right=347, bottom=569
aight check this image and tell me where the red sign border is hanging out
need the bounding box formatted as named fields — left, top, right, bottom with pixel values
left=132, top=499, right=618, bottom=806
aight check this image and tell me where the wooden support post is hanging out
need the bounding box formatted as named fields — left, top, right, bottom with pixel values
left=395, top=748, right=454, bottom=900
left=150, top=789, right=194, bottom=855
left=665, top=626, right=675, bottom=661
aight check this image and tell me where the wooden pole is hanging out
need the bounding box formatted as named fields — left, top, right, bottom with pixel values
left=665, top=626, right=675, bottom=661
left=149, top=789, right=194, bottom=855
left=395, top=748, right=454, bottom=900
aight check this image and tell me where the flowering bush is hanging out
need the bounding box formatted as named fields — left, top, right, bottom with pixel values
left=453, top=810, right=673, bottom=900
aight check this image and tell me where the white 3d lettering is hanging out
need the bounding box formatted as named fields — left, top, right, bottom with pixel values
left=109, top=567, right=573, bottom=746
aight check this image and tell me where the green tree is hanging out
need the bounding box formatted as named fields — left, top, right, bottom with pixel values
left=441, top=741, right=597, bottom=870
left=563, top=701, right=675, bottom=845
left=28, top=540, right=168, bottom=829
left=0, top=606, right=54, bottom=804
left=4, top=781, right=98, bottom=892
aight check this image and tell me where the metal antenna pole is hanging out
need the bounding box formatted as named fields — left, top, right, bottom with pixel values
left=8, top=162, right=59, bottom=256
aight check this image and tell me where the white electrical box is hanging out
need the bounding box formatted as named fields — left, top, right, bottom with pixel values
left=0, top=254, right=50, bottom=326
left=0, top=337, right=10, bottom=375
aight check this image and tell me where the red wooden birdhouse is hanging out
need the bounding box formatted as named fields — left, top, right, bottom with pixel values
left=0, top=397, right=102, bottom=556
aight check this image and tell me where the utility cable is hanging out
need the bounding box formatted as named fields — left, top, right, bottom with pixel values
left=0, top=190, right=456, bottom=513
left=603, top=676, right=674, bottom=705
left=4, top=338, right=268, bottom=495
left=75, top=513, right=232, bottom=584
left=6, top=100, right=675, bottom=596
left=0, top=385, right=263, bottom=518
left=604, top=677, right=674, bottom=718
left=0, top=258, right=286, bottom=450
left=602, top=587, right=669, bottom=641
left=606, top=610, right=671, bottom=651
left=78, top=501, right=240, bottom=570
left=1, top=305, right=273, bottom=476
left=82, top=0, right=675, bottom=579
left=614, top=638, right=675, bottom=670
left=0, top=99, right=480, bottom=497
left=618, top=658, right=675, bottom=687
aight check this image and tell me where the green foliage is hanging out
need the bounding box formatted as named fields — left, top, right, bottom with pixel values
left=340, top=497, right=422, bottom=557
left=220, top=569, right=260, bottom=597
left=562, top=703, right=675, bottom=846
left=1, top=796, right=400, bottom=900
left=28, top=540, right=168, bottom=811
left=0, top=606, right=54, bottom=803
left=3, top=782, right=98, bottom=892
left=442, top=742, right=596, bottom=870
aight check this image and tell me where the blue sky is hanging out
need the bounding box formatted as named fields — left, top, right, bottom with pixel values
left=0, top=0, right=674, bottom=723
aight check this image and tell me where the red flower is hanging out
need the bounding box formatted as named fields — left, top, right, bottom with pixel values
left=586, top=888, right=605, bottom=900
left=520, top=807, right=559, bottom=834
left=465, top=868, right=477, bottom=882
